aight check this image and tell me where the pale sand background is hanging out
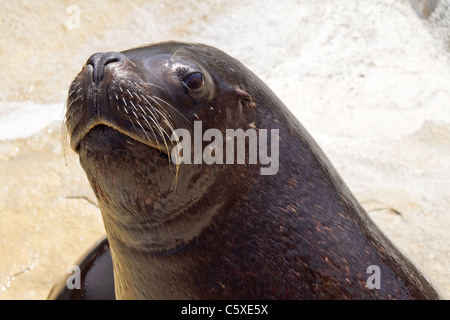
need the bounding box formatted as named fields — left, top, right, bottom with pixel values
left=0, top=0, right=449, bottom=299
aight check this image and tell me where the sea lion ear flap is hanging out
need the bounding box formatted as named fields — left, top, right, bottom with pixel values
left=235, top=87, right=257, bottom=109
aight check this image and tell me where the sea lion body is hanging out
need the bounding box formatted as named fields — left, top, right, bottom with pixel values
left=52, top=42, right=441, bottom=299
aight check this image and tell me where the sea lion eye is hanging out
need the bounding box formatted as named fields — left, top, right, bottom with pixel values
left=183, top=72, right=205, bottom=94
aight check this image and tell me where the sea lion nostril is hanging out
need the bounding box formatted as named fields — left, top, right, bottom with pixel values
left=86, top=52, right=126, bottom=84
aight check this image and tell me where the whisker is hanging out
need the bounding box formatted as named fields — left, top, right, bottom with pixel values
left=157, top=124, right=171, bottom=161
left=152, top=108, right=176, bottom=146
left=68, top=88, right=76, bottom=96
left=126, top=115, right=139, bottom=136
left=129, top=100, right=139, bottom=113
left=67, top=95, right=80, bottom=108
left=127, top=60, right=137, bottom=68
left=139, top=102, right=172, bottom=159
left=170, top=49, right=181, bottom=61
left=163, top=119, right=179, bottom=154
left=61, top=99, right=72, bottom=164
left=131, top=110, right=139, bottom=120
left=142, top=82, right=165, bottom=91
left=126, top=89, right=133, bottom=98
left=138, top=92, right=182, bottom=169
left=133, top=92, right=142, bottom=102
left=150, top=95, right=193, bottom=126
left=139, top=104, right=166, bottom=152
left=134, top=118, right=153, bottom=150
left=141, top=94, right=163, bottom=118
left=136, top=103, right=161, bottom=151
left=65, top=102, right=83, bottom=120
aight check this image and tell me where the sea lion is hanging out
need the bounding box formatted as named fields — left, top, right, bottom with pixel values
left=51, top=41, right=441, bottom=299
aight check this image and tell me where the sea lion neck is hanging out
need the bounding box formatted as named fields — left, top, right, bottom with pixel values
left=78, top=125, right=246, bottom=255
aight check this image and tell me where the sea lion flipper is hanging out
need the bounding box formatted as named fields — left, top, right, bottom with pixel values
left=48, top=235, right=115, bottom=300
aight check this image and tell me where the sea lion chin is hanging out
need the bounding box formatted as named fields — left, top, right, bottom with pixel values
left=50, top=41, right=442, bottom=300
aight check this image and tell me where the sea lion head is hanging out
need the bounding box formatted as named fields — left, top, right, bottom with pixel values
left=66, top=42, right=256, bottom=153
left=65, top=42, right=263, bottom=254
